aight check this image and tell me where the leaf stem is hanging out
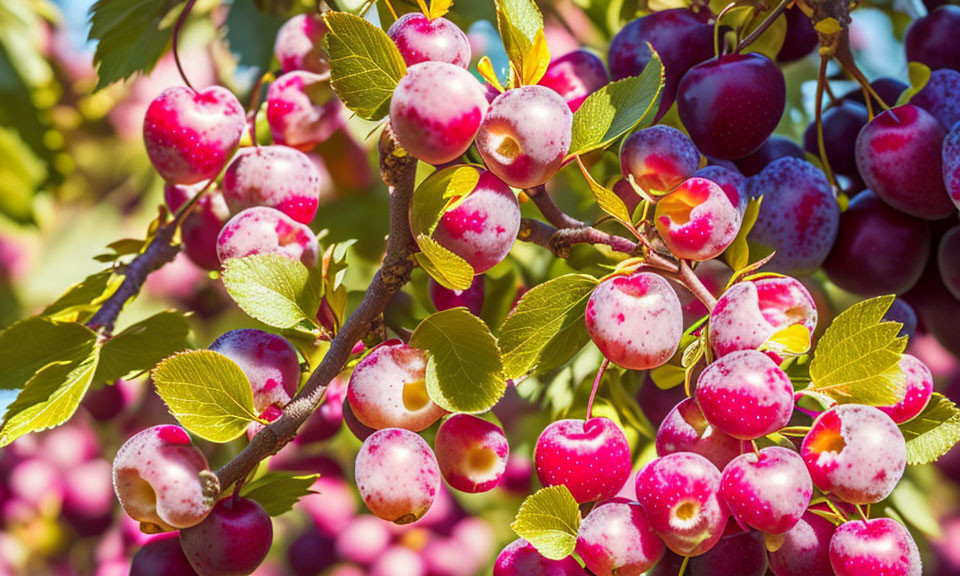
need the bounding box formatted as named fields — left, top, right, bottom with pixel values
left=172, top=0, right=198, bottom=92
left=585, top=358, right=610, bottom=421
left=815, top=54, right=837, bottom=186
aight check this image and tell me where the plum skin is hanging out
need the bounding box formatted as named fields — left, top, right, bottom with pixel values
left=179, top=496, right=273, bottom=576
left=143, top=86, right=246, bottom=185
left=130, top=533, right=198, bottom=576
left=720, top=447, right=813, bottom=534
left=944, top=124, right=960, bottom=212
left=429, top=275, right=484, bottom=316
left=221, top=145, right=322, bottom=225
left=164, top=183, right=231, bottom=271
left=266, top=71, right=342, bottom=152
left=494, top=539, right=586, bottom=576
left=209, top=328, right=301, bottom=414
left=216, top=206, right=320, bottom=268
left=829, top=517, right=922, bottom=576
left=346, top=342, right=446, bottom=432
left=354, top=428, right=441, bottom=524
left=575, top=499, right=665, bottom=576
left=274, top=13, right=328, bottom=74
left=655, top=177, right=741, bottom=261
left=113, top=425, right=214, bottom=531
left=620, top=125, right=700, bottom=194
left=534, top=417, right=632, bottom=503
left=768, top=509, right=837, bottom=576
left=877, top=354, right=933, bottom=424
left=656, top=397, right=741, bottom=471
left=539, top=49, right=608, bottom=111
left=434, top=414, right=509, bottom=494
left=387, top=12, right=471, bottom=68
left=800, top=404, right=906, bottom=505
left=585, top=272, right=683, bottom=371
left=694, top=349, right=794, bottom=440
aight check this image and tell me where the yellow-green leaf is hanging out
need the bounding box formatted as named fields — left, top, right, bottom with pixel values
left=414, top=234, right=475, bottom=291
left=900, top=393, right=960, bottom=465
left=499, top=274, right=598, bottom=379
left=576, top=156, right=633, bottom=227
left=42, top=270, right=122, bottom=322
left=221, top=254, right=323, bottom=330
left=478, top=56, right=505, bottom=93
left=409, top=308, right=505, bottom=413
left=495, top=0, right=544, bottom=87
left=814, top=17, right=842, bottom=35
left=724, top=196, right=762, bottom=271
left=427, top=0, right=454, bottom=20
left=241, top=472, right=320, bottom=516
left=567, top=51, right=663, bottom=158
left=153, top=350, right=260, bottom=443
left=322, top=11, right=407, bottom=121
left=808, top=295, right=905, bottom=406
left=761, top=324, right=811, bottom=357
left=899, top=61, right=932, bottom=106
left=0, top=344, right=100, bottom=447
left=0, top=127, right=44, bottom=223
left=96, top=311, right=192, bottom=383
left=410, top=165, right=482, bottom=237
left=522, top=28, right=551, bottom=86
left=510, top=485, right=581, bottom=560
left=651, top=363, right=685, bottom=390
left=0, top=317, right=97, bottom=392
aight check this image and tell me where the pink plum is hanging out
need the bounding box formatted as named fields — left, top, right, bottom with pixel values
left=655, top=177, right=740, bottom=261
left=575, top=499, right=665, bottom=575
left=354, top=428, right=441, bottom=524
left=693, top=164, right=747, bottom=214
left=621, top=126, right=701, bottom=195
left=216, top=206, right=320, bottom=268
left=387, top=13, right=471, bottom=68
left=829, top=517, right=921, bottom=576
left=877, top=354, right=933, bottom=424
left=494, top=539, right=587, bottom=576
left=720, top=447, right=812, bottom=534
left=534, top=417, right=631, bottom=503
left=944, top=124, right=960, bottom=212
left=656, top=397, right=741, bottom=471
left=370, top=546, right=428, bottom=576
left=130, top=533, right=198, bottom=576
left=274, top=14, right=328, bottom=74
left=768, top=509, right=837, bottom=576
left=222, top=145, right=321, bottom=224
left=538, top=49, right=608, bottom=111
left=429, top=275, right=485, bottom=315
left=179, top=496, right=273, bottom=576
left=434, top=414, right=509, bottom=493
left=334, top=515, right=392, bottom=565
left=210, top=328, right=300, bottom=414
left=266, top=71, right=342, bottom=151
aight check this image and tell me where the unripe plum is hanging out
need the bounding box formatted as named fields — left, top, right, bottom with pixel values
left=747, top=157, right=839, bottom=275
left=855, top=104, right=952, bottom=220
left=266, top=72, right=342, bottom=151
left=635, top=452, right=729, bottom=557
left=143, top=86, right=245, bottom=185
left=720, top=447, right=812, bottom=534
left=217, top=206, right=320, bottom=268
left=389, top=61, right=488, bottom=165
left=829, top=517, right=921, bottom=576
left=802, top=100, right=868, bottom=177
left=823, top=190, right=930, bottom=296
left=694, top=165, right=747, bottom=214
left=179, top=496, right=273, bottom=576
left=113, top=425, right=214, bottom=531
left=585, top=272, right=683, bottom=370
left=904, top=5, right=960, bottom=72
left=677, top=53, right=785, bottom=160
left=709, top=276, right=817, bottom=357
left=209, top=329, right=300, bottom=414
left=575, top=499, right=665, bottom=576
left=656, top=398, right=741, bottom=471
left=655, top=177, right=740, bottom=261
left=735, top=135, right=805, bottom=178
left=912, top=69, right=960, bottom=130
left=387, top=13, right=471, bottom=68
left=695, top=350, right=794, bottom=440
left=534, top=417, right=631, bottom=503
left=944, top=124, right=960, bottom=211
left=538, top=49, right=608, bottom=111
left=494, top=539, right=586, bottom=576
left=768, top=509, right=837, bottom=576
left=877, top=354, right=933, bottom=424
left=608, top=9, right=714, bottom=118
left=431, top=171, right=520, bottom=274
left=476, top=85, right=572, bottom=189
left=222, top=145, right=321, bottom=224
left=620, top=126, right=700, bottom=195
left=347, top=342, right=445, bottom=431
left=434, top=414, right=508, bottom=494
left=354, top=428, right=441, bottom=524
left=274, top=14, right=328, bottom=74
left=130, top=533, right=198, bottom=576
left=801, top=404, right=906, bottom=504
left=429, top=275, right=484, bottom=316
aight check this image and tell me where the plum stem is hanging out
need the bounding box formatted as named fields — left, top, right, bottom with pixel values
left=678, top=555, right=690, bottom=576
left=815, top=54, right=837, bottom=186
left=735, top=0, right=790, bottom=54
left=585, top=358, right=610, bottom=421
left=713, top=3, right=737, bottom=59
left=172, top=0, right=197, bottom=92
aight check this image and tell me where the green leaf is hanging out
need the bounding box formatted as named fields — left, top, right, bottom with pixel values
left=322, top=11, right=407, bottom=121
left=650, top=363, right=685, bottom=390
left=808, top=295, right=905, bottom=406
left=224, top=0, right=286, bottom=71
left=240, top=471, right=320, bottom=516
left=900, top=393, right=960, bottom=465
left=221, top=254, right=323, bottom=329
left=567, top=52, right=664, bottom=158
left=414, top=235, right=475, bottom=291
left=576, top=157, right=633, bottom=227
left=153, top=350, right=260, bottom=443
left=738, top=8, right=787, bottom=60
left=494, top=0, right=545, bottom=86
left=900, top=61, right=932, bottom=107
left=88, top=0, right=181, bottom=90
left=42, top=271, right=122, bottom=322
left=96, top=311, right=192, bottom=383
left=0, top=344, right=100, bottom=447
left=0, top=127, right=44, bottom=224
left=409, top=308, right=505, bottom=413
left=0, top=317, right=98, bottom=392
left=510, top=485, right=581, bottom=560
left=499, top=274, right=598, bottom=379
left=760, top=324, right=811, bottom=357
left=889, top=477, right=941, bottom=537
left=724, top=196, right=762, bottom=271
left=410, top=166, right=482, bottom=237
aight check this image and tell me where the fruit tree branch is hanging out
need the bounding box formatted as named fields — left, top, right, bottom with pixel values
left=215, top=125, right=419, bottom=491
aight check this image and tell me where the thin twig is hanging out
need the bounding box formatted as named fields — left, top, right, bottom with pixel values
left=173, top=0, right=198, bottom=91
left=736, top=0, right=790, bottom=53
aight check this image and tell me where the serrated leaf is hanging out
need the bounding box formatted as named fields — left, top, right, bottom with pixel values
left=42, top=270, right=122, bottom=322
left=724, top=196, right=762, bottom=271
left=495, top=0, right=544, bottom=87
left=900, top=393, right=960, bottom=465
left=499, top=274, right=598, bottom=379
left=0, top=344, right=100, bottom=447
left=410, top=166, right=482, bottom=237
left=88, top=0, right=181, bottom=90
left=0, top=317, right=98, bottom=392
left=576, top=157, right=633, bottom=227
left=808, top=295, right=905, bottom=406
left=567, top=52, right=663, bottom=158
left=322, top=11, right=407, bottom=120
left=414, top=235, right=475, bottom=291
left=96, top=311, right=192, bottom=383
left=240, top=471, right=320, bottom=516
left=409, top=308, right=505, bottom=413
left=153, top=350, right=260, bottom=443
left=761, top=324, right=811, bottom=357
left=510, top=485, right=581, bottom=560
left=222, top=254, right=323, bottom=329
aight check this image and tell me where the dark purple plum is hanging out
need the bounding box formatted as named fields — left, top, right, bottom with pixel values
left=538, top=49, right=608, bottom=111
left=841, top=77, right=907, bottom=109
left=803, top=100, right=868, bottom=177
left=778, top=6, right=818, bottom=63
left=905, top=6, right=960, bottom=72
left=883, top=297, right=918, bottom=338
left=939, top=226, right=960, bottom=299
left=735, top=135, right=805, bottom=177
left=912, top=69, right=960, bottom=130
